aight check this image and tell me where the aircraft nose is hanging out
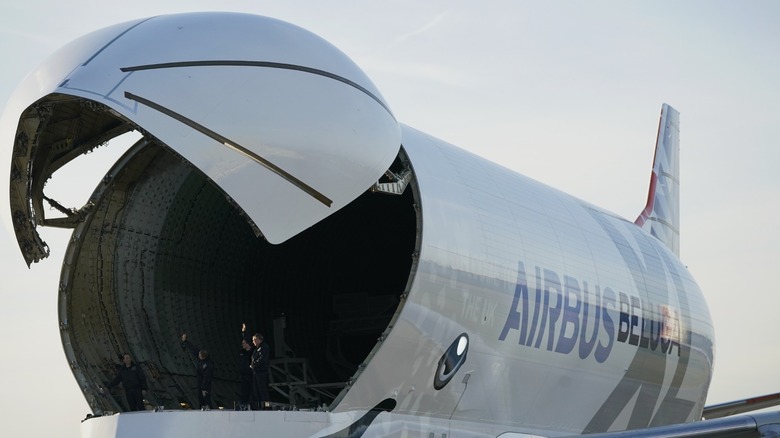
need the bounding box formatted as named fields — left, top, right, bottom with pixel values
left=4, top=12, right=401, bottom=251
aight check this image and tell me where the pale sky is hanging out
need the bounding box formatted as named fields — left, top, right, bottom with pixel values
left=1, top=2, right=779, bottom=437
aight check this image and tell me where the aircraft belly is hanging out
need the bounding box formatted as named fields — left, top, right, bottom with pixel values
left=80, top=410, right=459, bottom=438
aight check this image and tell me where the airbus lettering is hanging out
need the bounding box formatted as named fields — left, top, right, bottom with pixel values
left=499, top=262, right=683, bottom=362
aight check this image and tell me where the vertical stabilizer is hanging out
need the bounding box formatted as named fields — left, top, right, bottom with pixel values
left=635, top=104, right=680, bottom=256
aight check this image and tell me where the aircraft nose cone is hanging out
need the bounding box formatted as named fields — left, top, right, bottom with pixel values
left=4, top=12, right=401, bottom=245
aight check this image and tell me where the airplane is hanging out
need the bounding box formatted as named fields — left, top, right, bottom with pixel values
left=2, top=11, right=780, bottom=438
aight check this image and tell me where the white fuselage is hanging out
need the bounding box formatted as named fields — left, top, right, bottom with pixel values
left=2, top=12, right=713, bottom=438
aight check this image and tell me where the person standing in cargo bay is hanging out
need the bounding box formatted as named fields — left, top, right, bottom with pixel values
left=250, top=333, right=271, bottom=409
left=237, top=323, right=255, bottom=410
left=181, top=333, right=216, bottom=410
left=105, top=353, right=148, bottom=411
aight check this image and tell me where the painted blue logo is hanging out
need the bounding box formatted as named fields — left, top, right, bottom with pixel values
left=499, top=262, right=682, bottom=362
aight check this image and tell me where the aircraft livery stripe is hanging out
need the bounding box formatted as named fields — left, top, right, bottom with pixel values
left=583, top=208, right=694, bottom=432
left=120, top=60, right=394, bottom=117
left=124, top=91, right=333, bottom=207
left=647, top=241, right=695, bottom=426
left=583, top=210, right=666, bottom=432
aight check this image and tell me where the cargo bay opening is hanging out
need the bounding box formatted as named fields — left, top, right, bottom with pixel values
left=10, top=96, right=420, bottom=413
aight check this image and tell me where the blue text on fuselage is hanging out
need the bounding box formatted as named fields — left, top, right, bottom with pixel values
left=499, top=262, right=682, bottom=362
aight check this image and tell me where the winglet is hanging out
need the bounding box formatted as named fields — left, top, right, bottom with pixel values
left=635, top=104, right=680, bottom=256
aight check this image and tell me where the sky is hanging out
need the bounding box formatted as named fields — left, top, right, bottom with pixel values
left=1, top=1, right=779, bottom=437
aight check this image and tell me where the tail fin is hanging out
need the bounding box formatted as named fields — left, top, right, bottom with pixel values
left=635, top=104, right=680, bottom=256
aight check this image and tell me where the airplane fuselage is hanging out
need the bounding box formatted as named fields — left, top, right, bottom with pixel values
left=1, top=12, right=713, bottom=438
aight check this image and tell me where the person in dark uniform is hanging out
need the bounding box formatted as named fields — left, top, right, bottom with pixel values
left=250, top=333, right=270, bottom=409
left=237, top=323, right=255, bottom=410
left=106, top=353, right=147, bottom=411
left=181, top=333, right=216, bottom=410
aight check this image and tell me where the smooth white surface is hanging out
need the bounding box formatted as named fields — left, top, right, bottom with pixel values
left=5, top=13, right=400, bottom=244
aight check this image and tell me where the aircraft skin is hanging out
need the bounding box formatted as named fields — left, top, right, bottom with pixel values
left=5, top=11, right=778, bottom=438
